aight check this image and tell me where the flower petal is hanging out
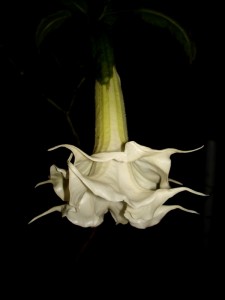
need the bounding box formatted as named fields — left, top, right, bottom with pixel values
left=63, top=193, right=107, bottom=227
left=108, top=202, right=128, bottom=225
left=64, top=193, right=128, bottom=227
left=127, top=186, right=206, bottom=208
left=49, top=165, right=70, bottom=201
left=28, top=204, right=66, bottom=224
left=30, top=141, right=205, bottom=228
left=124, top=186, right=206, bottom=228
left=67, top=160, right=127, bottom=203
left=126, top=204, right=198, bottom=229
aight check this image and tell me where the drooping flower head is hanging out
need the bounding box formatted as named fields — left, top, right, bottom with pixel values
left=29, top=67, right=205, bottom=228
left=29, top=1, right=205, bottom=228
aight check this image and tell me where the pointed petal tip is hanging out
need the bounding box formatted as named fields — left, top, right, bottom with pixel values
left=184, top=187, right=208, bottom=197
left=192, top=144, right=204, bottom=152
left=28, top=218, right=36, bottom=225
left=177, top=144, right=204, bottom=154
left=35, top=180, right=52, bottom=188
left=28, top=214, right=42, bottom=224
left=28, top=205, right=65, bottom=224
left=169, top=178, right=183, bottom=185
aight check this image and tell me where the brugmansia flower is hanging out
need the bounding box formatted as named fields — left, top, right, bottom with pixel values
left=29, top=67, right=205, bottom=228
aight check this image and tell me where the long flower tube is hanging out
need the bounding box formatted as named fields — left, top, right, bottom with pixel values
left=29, top=67, right=206, bottom=228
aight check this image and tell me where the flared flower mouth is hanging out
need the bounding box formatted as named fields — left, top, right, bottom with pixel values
left=29, top=67, right=206, bottom=228
left=29, top=140, right=205, bottom=229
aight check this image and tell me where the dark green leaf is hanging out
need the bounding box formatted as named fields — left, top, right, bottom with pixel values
left=36, top=10, right=72, bottom=48
left=135, top=8, right=196, bottom=63
left=59, top=0, right=88, bottom=15
left=100, top=9, right=120, bottom=26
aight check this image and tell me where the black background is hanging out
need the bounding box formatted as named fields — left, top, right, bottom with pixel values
left=1, top=0, right=222, bottom=296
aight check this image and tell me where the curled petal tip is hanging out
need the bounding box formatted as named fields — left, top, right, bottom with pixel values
left=35, top=180, right=52, bottom=188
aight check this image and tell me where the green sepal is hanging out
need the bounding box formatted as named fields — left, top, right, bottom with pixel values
left=35, top=9, right=72, bottom=48
left=135, top=8, right=196, bottom=63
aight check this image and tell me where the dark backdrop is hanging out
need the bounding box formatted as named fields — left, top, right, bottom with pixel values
left=1, top=0, right=222, bottom=297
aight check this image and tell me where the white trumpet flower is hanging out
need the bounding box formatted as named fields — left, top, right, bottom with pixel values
left=29, top=67, right=205, bottom=228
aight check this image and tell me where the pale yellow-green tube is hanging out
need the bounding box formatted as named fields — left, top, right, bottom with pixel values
left=93, top=66, right=128, bottom=153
